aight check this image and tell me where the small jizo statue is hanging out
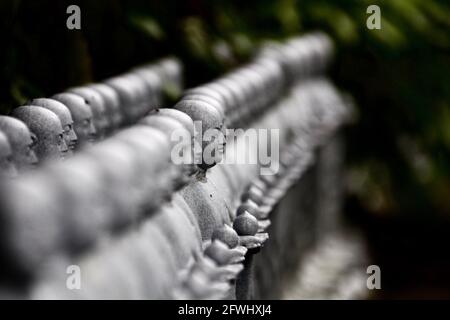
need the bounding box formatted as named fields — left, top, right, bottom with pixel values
left=0, top=116, right=38, bottom=171
left=52, top=93, right=97, bottom=148
left=11, top=106, right=68, bottom=162
left=29, top=98, right=78, bottom=156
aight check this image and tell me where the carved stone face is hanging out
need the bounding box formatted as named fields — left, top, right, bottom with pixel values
left=68, top=87, right=109, bottom=139
left=52, top=93, right=97, bottom=147
left=0, top=116, right=38, bottom=171
left=175, top=100, right=225, bottom=170
left=11, top=106, right=68, bottom=161
left=88, top=83, right=123, bottom=132
left=0, top=131, right=18, bottom=177
left=29, top=98, right=78, bottom=155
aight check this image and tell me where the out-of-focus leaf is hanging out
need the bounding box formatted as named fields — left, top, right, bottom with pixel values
left=129, top=14, right=165, bottom=40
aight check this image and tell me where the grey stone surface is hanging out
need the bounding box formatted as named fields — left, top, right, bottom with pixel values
left=68, top=87, right=109, bottom=139
left=28, top=98, right=78, bottom=155
left=0, top=131, right=17, bottom=177
left=10, top=106, right=68, bottom=162
left=51, top=93, right=97, bottom=148
left=88, top=83, right=123, bottom=132
left=175, top=100, right=225, bottom=170
left=0, top=116, right=38, bottom=171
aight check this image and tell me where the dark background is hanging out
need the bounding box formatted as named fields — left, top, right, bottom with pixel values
left=1, top=0, right=449, bottom=298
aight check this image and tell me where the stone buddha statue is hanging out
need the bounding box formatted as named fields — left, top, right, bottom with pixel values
left=10, top=106, right=68, bottom=162
left=175, top=100, right=226, bottom=170
left=139, top=115, right=193, bottom=189
left=51, top=93, right=97, bottom=148
left=105, top=76, right=141, bottom=125
left=88, top=83, right=123, bottom=133
left=0, top=116, right=38, bottom=171
left=68, top=87, right=109, bottom=139
left=28, top=98, right=78, bottom=156
left=113, top=126, right=173, bottom=214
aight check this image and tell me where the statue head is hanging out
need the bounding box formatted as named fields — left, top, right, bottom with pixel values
left=132, top=67, right=163, bottom=113
left=68, top=87, right=109, bottom=139
left=52, top=93, right=97, bottom=147
left=0, top=131, right=18, bottom=178
left=105, top=76, right=142, bottom=125
left=174, top=100, right=225, bottom=170
left=139, top=115, right=192, bottom=189
left=148, top=108, right=197, bottom=175
left=88, top=83, right=123, bottom=132
left=10, top=106, right=68, bottom=162
left=114, top=126, right=173, bottom=211
left=184, top=86, right=228, bottom=112
left=0, top=116, right=38, bottom=171
left=28, top=98, right=78, bottom=155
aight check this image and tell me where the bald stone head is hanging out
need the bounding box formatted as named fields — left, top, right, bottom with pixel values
left=0, top=116, right=38, bottom=171
left=68, top=87, right=109, bottom=139
left=88, top=83, right=123, bottom=132
left=139, top=115, right=193, bottom=189
left=0, top=131, right=18, bottom=177
left=175, top=100, right=226, bottom=170
left=10, top=106, right=68, bottom=162
left=52, top=93, right=97, bottom=148
left=28, top=98, right=78, bottom=155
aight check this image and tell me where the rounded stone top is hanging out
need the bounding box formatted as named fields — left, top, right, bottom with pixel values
left=51, top=92, right=93, bottom=120
left=0, top=116, right=38, bottom=171
left=104, top=76, right=140, bottom=124
left=132, top=67, right=163, bottom=105
left=233, top=211, right=258, bottom=236
left=114, top=125, right=171, bottom=173
left=204, top=239, right=232, bottom=266
left=11, top=106, right=67, bottom=161
left=216, top=77, right=246, bottom=111
left=174, top=99, right=223, bottom=133
left=181, top=95, right=225, bottom=119
left=88, top=83, right=123, bottom=130
left=28, top=98, right=73, bottom=126
left=211, top=224, right=239, bottom=249
left=68, top=86, right=109, bottom=138
left=139, top=114, right=189, bottom=148
left=149, top=108, right=194, bottom=135
left=184, top=86, right=226, bottom=105
left=204, top=83, right=235, bottom=113
left=236, top=202, right=261, bottom=218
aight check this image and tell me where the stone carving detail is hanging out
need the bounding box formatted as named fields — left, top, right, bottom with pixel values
left=0, top=34, right=354, bottom=300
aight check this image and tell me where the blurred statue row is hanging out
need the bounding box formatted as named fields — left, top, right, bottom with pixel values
left=0, top=32, right=352, bottom=299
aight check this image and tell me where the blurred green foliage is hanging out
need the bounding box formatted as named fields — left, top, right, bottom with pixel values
left=0, top=0, right=449, bottom=220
